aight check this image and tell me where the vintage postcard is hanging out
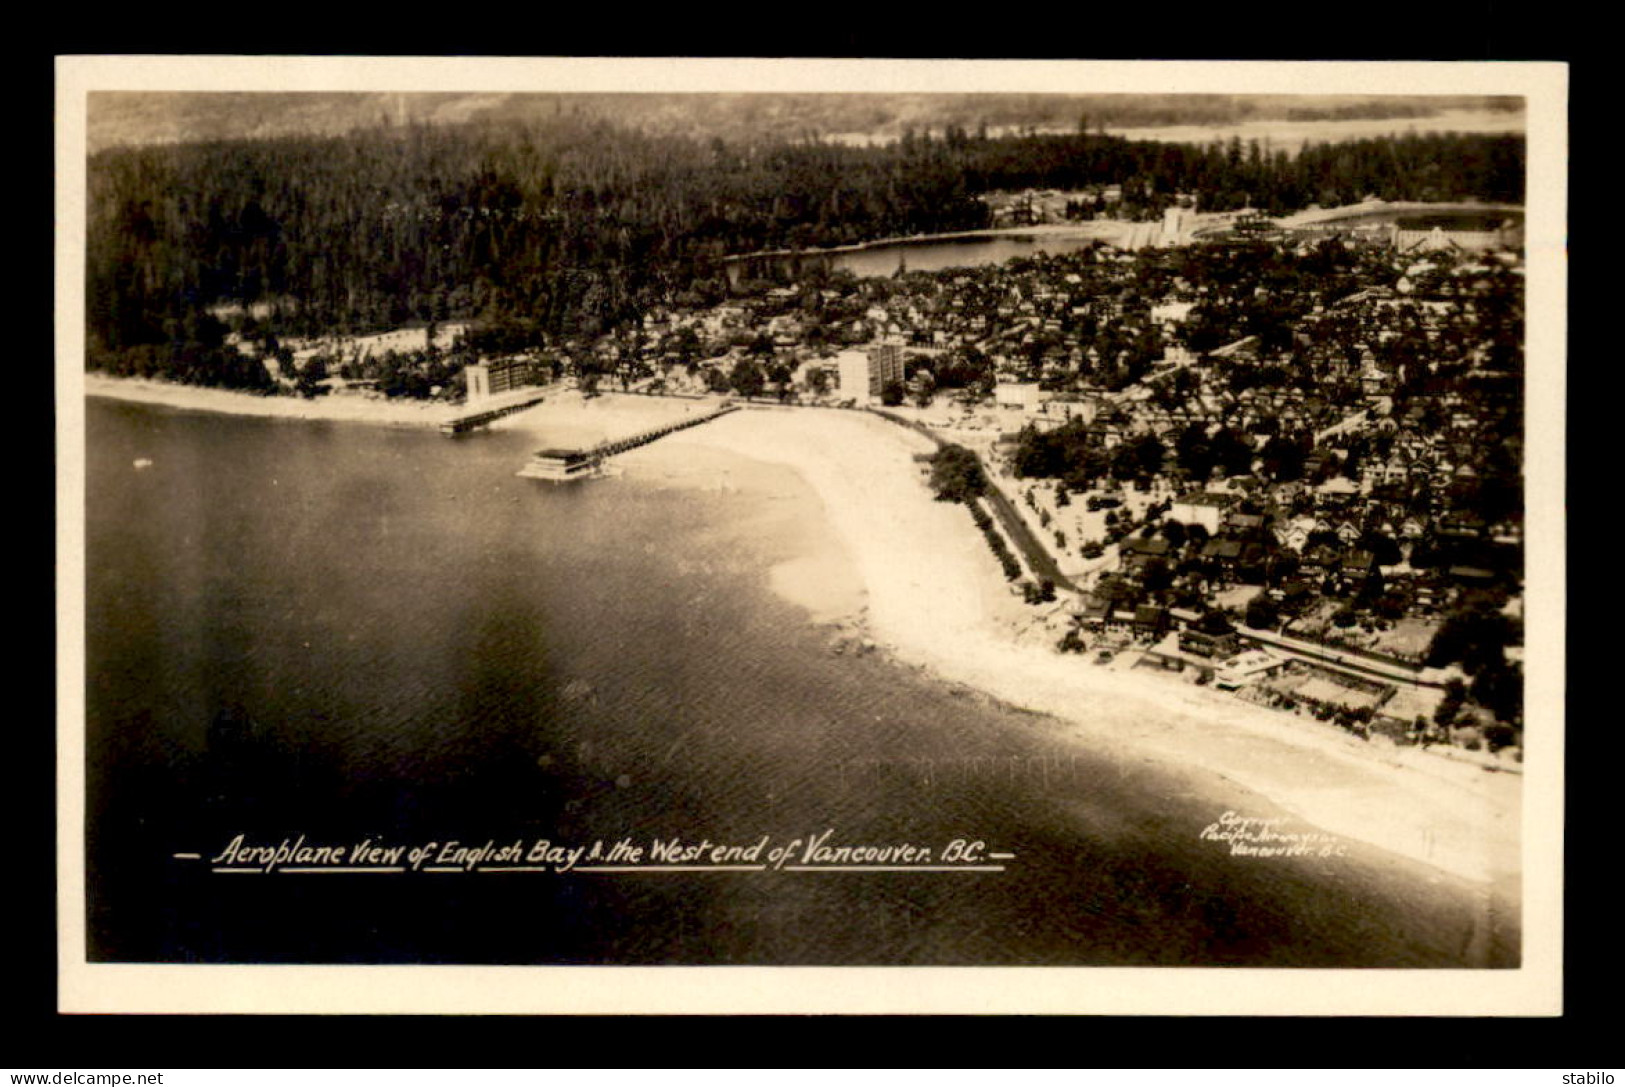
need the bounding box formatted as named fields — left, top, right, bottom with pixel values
left=56, top=56, right=1566, bottom=1014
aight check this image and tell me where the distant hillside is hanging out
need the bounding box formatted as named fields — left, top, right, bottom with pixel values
left=87, top=93, right=512, bottom=154
left=87, top=91, right=1525, bottom=154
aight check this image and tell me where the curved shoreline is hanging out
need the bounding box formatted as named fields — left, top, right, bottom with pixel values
left=640, top=406, right=1522, bottom=889
left=83, top=374, right=457, bottom=427
left=722, top=222, right=1134, bottom=263
left=80, top=379, right=1523, bottom=888
left=1274, top=199, right=1524, bottom=229
left=722, top=199, right=1524, bottom=264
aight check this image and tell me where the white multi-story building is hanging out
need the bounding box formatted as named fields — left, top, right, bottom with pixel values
left=465, top=357, right=536, bottom=404
left=1169, top=492, right=1238, bottom=535
left=1159, top=205, right=1192, bottom=246
left=994, top=381, right=1052, bottom=413
left=835, top=343, right=905, bottom=401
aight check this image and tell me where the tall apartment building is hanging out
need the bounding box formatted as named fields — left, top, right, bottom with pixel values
left=465, top=357, right=536, bottom=403
left=835, top=342, right=905, bottom=401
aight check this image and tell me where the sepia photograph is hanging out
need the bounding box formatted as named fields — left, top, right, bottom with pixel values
left=55, top=57, right=1566, bottom=1015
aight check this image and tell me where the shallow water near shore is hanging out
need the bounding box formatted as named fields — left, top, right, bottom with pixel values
left=82, top=397, right=1518, bottom=966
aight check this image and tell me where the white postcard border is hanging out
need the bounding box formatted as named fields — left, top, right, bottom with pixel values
left=55, top=55, right=1567, bottom=1016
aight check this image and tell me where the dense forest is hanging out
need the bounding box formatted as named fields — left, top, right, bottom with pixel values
left=85, top=113, right=1525, bottom=387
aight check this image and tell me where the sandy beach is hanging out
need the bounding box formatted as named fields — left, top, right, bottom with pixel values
left=82, top=378, right=1525, bottom=887
left=81, top=375, right=722, bottom=439
left=484, top=389, right=727, bottom=447
left=83, top=374, right=458, bottom=427
left=617, top=404, right=1524, bottom=888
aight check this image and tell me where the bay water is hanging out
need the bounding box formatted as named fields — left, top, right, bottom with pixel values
left=82, top=398, right=1517, bottom=966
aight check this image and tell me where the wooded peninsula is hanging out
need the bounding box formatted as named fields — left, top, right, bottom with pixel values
left=86, top=114, right=1523, bottom=391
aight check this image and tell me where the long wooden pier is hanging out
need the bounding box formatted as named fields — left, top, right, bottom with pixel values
left=440, top=391, right=548, bottom=435
left=518, top=402, right=739, bottom=480
left=588, top=403, right=739, bottom=458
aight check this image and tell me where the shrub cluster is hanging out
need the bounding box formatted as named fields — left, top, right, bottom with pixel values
left=927, top=444, right=987, bottom=503
left=969, top=501, right=1021, bottom=581
left=1022, top=579, right=1057, bottom=605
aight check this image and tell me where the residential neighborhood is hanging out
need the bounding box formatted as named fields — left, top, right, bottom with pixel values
left=523, top=216, right=1525, bottom=764
left=214, top=197, right=1527, bottom=768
